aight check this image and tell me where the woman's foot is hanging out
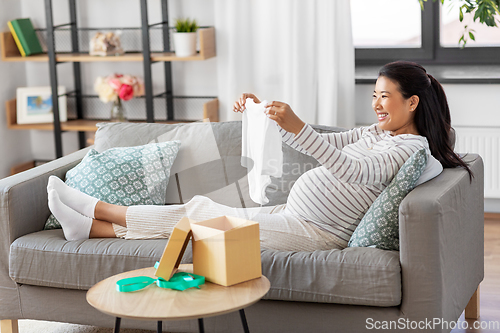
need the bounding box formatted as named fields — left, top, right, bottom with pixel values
left=47, top=175, right=99, bottom=218
left=48, top=189, right=92, bottom=241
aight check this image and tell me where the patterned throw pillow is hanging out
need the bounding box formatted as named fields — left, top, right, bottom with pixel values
left=348, top=148, right=428, bottom=251
left=44, top=141, right=181, bottom=230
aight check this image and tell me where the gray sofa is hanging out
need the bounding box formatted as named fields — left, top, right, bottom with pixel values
left=0, top=121, right=484, bottom=333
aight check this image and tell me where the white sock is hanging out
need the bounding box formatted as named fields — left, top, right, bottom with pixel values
left=48, top=189, right=92, bottom=241
left=47, top=175, right=99, bottom=218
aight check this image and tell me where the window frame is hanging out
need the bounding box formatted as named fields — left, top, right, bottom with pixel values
left=355, top=1, right=500, bottom=66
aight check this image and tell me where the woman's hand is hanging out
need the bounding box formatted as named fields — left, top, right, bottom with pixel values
left=233, top=93, right=261, bottom=113
left=266, top=101, right=305, bottom=135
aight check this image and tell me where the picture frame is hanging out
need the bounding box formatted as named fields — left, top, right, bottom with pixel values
left=16, top=86, right=67, bottom=124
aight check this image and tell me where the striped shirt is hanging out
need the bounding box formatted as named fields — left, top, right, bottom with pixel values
left=280, top=123, right=429, bottom=248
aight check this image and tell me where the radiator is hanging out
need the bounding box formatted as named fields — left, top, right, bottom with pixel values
left=454, top=127, right=500, bottom=199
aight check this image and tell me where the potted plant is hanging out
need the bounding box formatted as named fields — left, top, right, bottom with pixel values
left=173, top=18, right=199, bottom=57
left=419, top=0, right=500, bottom=47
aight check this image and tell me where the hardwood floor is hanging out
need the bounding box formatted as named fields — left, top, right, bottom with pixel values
left=452, top=214, right=500, bottom=333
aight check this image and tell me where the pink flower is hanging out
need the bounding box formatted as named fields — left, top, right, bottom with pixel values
left=121, top=75, right=135, bottom=86
left=108, top=78, right=122, bottom=93
left=119, top=84, right=134, bottom=101
left=133, top=78, right=145, bottom=97
left=95, top=73, right=144, bottom=102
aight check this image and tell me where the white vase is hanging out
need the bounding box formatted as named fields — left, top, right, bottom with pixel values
left=173, top=32, right=197, bottom=57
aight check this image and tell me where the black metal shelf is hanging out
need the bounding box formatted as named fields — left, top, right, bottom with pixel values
left=65, top=95, right=217, bottom=121
left=34, top=26, right=213, bottom=53
left=43, top=0, right=212, bottom=158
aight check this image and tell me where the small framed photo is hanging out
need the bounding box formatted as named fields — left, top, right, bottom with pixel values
left=16, top=86, right=67, bottom=124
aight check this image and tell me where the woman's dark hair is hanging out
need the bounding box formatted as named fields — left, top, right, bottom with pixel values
left=378, top=61, right=473, bottom=179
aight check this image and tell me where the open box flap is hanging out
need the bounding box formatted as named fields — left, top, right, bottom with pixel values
left=155, top=217, right=193, bottom=280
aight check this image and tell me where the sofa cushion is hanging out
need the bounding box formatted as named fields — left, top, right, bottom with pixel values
left=348, top=148, right=428, bottom=251
left=10, top=230, right=401, bottom=307
left=44, top=141, right=180, bottom=230
left=9, top=229, right=175, bottom=290
left=149, top=122, right=257, bottom=208
left=65, top=141, right=181, bottom=205
left=262, top=247, right=401, bottom=307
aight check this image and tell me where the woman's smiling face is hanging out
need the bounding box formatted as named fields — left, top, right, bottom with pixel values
left=372, top=76, right=419, bottom=136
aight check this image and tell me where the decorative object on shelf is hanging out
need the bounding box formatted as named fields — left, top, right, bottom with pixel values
left=16, top=86, right=67, bottom=124
left=94, top=73, right=145, bottom=122
left=7, top=18, right=43, bottom=57
left=173, top=18, right=199, bottom=57
left=89, top=31, right=124, bottom=56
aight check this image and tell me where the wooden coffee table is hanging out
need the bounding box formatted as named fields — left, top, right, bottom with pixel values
left=86, top=264, right=270, bottom=333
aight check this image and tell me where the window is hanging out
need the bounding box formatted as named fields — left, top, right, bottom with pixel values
left=441, top=1, right=500, bottom=47
left=351, top=0, right=422, bottom=48
left=353, top=0, right=500, bottom=65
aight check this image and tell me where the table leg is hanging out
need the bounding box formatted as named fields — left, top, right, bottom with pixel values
left=157, top=321, right=162, bottom=333
left=114, top=317, right=121, bottom=333
left=198, top=318, right=205, bottom=333
left=239, top=309, right=250, bottom=333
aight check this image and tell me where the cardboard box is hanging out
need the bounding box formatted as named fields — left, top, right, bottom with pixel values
left=191, top=216, right=261, bottom=286
left=155, top=215, right=261, bottom=287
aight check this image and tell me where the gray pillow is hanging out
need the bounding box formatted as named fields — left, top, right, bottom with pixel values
left=44, top=141, right=180, bottom=230
left=348, top=148, right=428, bottom=251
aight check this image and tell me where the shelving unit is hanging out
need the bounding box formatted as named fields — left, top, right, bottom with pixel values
left=0, top=0, right=217, bottom=158
left=0, top=28, right=215, bottom=62
left=4, top=98, right=219, bottom=132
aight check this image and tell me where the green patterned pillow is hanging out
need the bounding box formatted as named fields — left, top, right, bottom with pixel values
left=348, top=148, right=428, bottom=251
left=44, top=141, right=181, bottom=230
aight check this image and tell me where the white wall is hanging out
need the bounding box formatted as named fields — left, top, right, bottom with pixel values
left=0, top=0, right=33, bottom=178
left=355, top=83, right=500, bottom=126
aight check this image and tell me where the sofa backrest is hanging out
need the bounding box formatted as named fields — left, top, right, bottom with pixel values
left=93, top=121, right=344, bottom=208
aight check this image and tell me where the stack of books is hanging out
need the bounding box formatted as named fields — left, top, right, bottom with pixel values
left=7, top=18, right=43, bottom=57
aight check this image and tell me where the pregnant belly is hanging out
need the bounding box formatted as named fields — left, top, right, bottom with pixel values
left=284, top=168, right=368, bottom=225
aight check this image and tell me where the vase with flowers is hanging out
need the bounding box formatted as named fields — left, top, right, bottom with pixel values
left=94, top=74, right=145, bottom=122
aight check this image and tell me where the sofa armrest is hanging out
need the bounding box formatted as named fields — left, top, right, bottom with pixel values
left=0, top=147, right=91, bottom=244
left=399, top=154, right=484, bottom=324
left=0, top=148, right=90, bottom=317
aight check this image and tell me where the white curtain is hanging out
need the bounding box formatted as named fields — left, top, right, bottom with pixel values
left=214, top=0, right=355, bottom=129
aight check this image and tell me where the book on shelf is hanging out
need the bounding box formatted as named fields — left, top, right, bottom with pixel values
left=7, top=18, right=43, bottom=57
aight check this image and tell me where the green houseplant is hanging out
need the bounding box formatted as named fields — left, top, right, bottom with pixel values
left=173, top=18, right=199, bottom=57
left=175, top=18, right=199, bottom=33
left=419, top=0, right=500, bottom=47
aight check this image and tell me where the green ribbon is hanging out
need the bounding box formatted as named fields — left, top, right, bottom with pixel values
left=116, top=263, right=205, bottom=292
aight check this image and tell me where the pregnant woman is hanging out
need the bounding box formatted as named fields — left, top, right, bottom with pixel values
left=47, top=61, right=471, bottom=251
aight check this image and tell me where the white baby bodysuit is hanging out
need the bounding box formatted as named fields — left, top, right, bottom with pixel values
left=241, top=98, right=283, bottom=205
